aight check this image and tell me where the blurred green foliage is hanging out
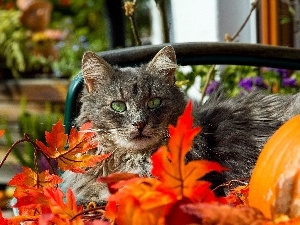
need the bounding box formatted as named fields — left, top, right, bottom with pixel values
left=50, top=0, right=108, bottom=77
left=0, top=10, right=53, bottom=78
left=0, top=0, right=109, bottom=78
left=0, top=0, right=153, bottom=78
left=176, top=65, right=300, bottom=98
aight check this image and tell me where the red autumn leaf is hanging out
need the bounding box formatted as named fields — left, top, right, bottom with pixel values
left=0, top=211, right=8, bottom=225
left=43, top=187, right=83, bottom=220
left=151, top=101, right=226, bottom=201
left=98, top=172, right=139, bottom=194
left=11, top=186, right=54, bottom=219
left=36, top=119, right=110, bottom=173
left=39, top=214, right=67, bottom=225
left=0, top=130, right=4, bottom=139
left=222, top=185, right=249, bottom=207
left=84, top=220, right=111, bottom=225
left=38, top=213, right=84, bottom=225
left=104, top=201, right=117, bottom=224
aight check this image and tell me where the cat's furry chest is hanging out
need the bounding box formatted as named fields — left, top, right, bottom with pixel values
left=92, top=137, right=154, bottom=177
left=60, top=142, right=153, bottom=204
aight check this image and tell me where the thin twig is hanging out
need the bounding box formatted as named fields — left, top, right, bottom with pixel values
left=124, top=0, right=142, bottom=46
left=212, top=178, right=250, bottom=192
left=200, top=0, right=259, bottom=104
left=227, top=0, right=259, bottom=42
left=129, top=16, right=141, bottom=46
left=0, top=139, right=29, bottom=168
left=71, top=205, right=106, bottom=221
left=0, top=133, right=56, bottom=175
left=200, top=65, right=216, bottom=103
left=156, top=0, right=170, bottom=43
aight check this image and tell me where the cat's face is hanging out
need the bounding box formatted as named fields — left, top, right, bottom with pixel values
left=80, top=46, right=186, bottom=152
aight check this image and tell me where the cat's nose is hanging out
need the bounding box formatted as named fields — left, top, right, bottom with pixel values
left=133, top=121, right=146, bottom=132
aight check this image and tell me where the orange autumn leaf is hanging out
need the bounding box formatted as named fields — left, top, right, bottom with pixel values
left=105, top=177, right=177, bottom=225
left=98, top=172, right=140, bottom=194
left=11, top=186, right=53, bottom=216
left=103, top=102, right=226, bottom=225
left=115, top=195, right=168, bottom=225
left=180, top=203, right=269, bottom=225
left=151, top=101, right=226, bottom=201
left=36, top=119, right=110, bottom=173
left=6, top=215, right=40, bottom=225
left=43, top=187, right=83, bottom=222
left=8, top=166, right=62, bottom=189
left=8, top=167, right=61, bottom=214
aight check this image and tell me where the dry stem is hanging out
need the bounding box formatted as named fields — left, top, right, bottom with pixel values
left=200, top=0, right=259, bottom=104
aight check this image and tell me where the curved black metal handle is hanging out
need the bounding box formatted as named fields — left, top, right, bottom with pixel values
left=99, top=42, right=300, bottom=69
left=64, top=42, right=300, bottom=133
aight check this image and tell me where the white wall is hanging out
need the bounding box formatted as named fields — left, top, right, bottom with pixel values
left=218, top=0, right=257, bottom=43
left=170, top=0, right=219, bottom=42
left=162, top=0, right=257, bottom=43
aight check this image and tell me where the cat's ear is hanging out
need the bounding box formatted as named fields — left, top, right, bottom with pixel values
left=82, top=51, right=113, bottom=92
left=146, top=45, right=178, bottom=84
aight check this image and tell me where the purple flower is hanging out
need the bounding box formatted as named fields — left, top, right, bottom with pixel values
left=239, top=76, right=267, bottom=92
left=206, top=80, right=220, bottom=94
left=268, top=68, right=289, bottom=78
left=273, top=68, right=288, bottom=78
left=255, top=76, right=268, bottom=89
left=238, top=77, right=253, bottom=91
left=282, top=77, right=297, bottom=87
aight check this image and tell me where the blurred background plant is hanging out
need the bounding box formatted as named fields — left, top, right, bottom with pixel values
left=0, top=0, right=103, bottom=79
left=0, top=0, right=152, bottom=79
left=1, top=98, right=62, bottom=169
left=176, top=65, right=300, bottom=98
left=0, top=0, right=64, bottom=78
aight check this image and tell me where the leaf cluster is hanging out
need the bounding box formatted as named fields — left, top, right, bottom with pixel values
left=0, top=119, right=110, bottom=224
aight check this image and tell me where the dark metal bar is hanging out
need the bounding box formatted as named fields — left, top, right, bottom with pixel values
left=64, top=42, right=300, bottom=133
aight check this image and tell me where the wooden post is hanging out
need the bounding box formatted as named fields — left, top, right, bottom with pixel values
left=260, top=0, right=294, bottom=46
left=260, top=0, right=279, bottom=45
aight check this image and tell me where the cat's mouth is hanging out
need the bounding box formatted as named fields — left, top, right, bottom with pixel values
left=131, top=133, right=151, bottom=140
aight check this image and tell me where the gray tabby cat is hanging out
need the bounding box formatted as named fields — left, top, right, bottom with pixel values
left=61, top=45, right=300, bottom=205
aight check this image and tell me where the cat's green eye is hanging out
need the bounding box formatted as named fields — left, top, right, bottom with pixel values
left=111, top=101, right=127, bottom=112
left=147, top=98, right=161, bottom=109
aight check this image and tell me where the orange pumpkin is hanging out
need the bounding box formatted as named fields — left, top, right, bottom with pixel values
left=248, top=114, right=300, bottom=219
